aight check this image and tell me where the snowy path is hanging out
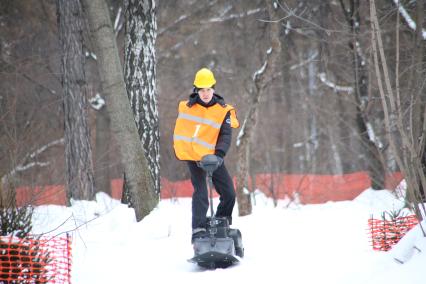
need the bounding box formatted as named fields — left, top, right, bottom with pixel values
left=32, top=190, right=424, bottom=284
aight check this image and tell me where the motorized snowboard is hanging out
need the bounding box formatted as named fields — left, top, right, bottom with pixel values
left=188, top=155, right=244, bottom=269
left=188, top=217, right=244, bottom=269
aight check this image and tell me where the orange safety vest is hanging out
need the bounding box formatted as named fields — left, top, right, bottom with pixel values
left=173, top=101, right=239, bottom=161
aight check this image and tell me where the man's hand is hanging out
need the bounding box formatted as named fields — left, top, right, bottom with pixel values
left=215, top=155, right=223, bottom=168
left=199, top=154, right=223, bottom=174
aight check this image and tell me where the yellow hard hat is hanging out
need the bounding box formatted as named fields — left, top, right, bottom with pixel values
left=193, top=68, right=216, bottom=88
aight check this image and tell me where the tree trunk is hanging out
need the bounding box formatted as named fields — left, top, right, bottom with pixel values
left=235, top=0, right=281, bottom=216
left=306, top=46, right=319, bottom=173
left=410, top=0, right=425, bottom=207
left=411, top=0, right=425, bottom=152
left=124, top=0, right=160, bottom=195
left=57, top=0, right=95, bottom=203
left=94, top=100, right=111, bottom=196
left=339, top=0, right=385, bottom=190
left=0, top=177, right=15, bottom=208
left=236, top=128, right=253, bottom=216
left=279, top=28, right=295, bottom=174
left=82, top=0, right=157, bottom=221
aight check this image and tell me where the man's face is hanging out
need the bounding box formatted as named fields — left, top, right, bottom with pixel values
left=198, top=88, right=214, bottom=103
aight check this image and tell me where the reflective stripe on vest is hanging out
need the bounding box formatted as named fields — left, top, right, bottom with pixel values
left=177, top=113, right=222, bottom=129
left=173, top=134, right=216, bottom=150
left=173, top=101, right=239, bottom=161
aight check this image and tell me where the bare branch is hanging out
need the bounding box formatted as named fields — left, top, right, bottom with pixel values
left=201, top=6, right=265, bottom=24
left=1, top=138, right=65, bottom=185
left=277, top=1, right=332, bottom=34
left=289, top=51, right=318, bottom=70
left=0, top=59, right=57, bottom=96
left=371, top=0, right=426, bottom=219
left=158, top=5, right=264, bottom=60
left=158, top=0, right=219, bottom=35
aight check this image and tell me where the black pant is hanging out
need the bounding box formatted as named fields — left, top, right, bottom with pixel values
left=187, top=161, right=236, bottom=229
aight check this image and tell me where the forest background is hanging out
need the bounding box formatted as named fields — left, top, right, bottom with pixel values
left=1, top=0, right=425, bottom=214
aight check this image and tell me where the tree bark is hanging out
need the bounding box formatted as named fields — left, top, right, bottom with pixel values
left=82, top=0, right=157, bottom=221
left=0, top=177, right=15, bottom=208
left=235, top=0, right=281, bottom=216
left=340, top=0, right=385, bottom=190
left=124, top=0, right=160, bottom=195
left=410, top=0, right=425, bottom=206
left=57, top=0, right=95, bottom=203
left=410, top=0, right=425, bottom=152
left=94, top=101, right=111, bottom=196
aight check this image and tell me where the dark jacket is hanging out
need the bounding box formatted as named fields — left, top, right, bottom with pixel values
left=186, top=93, right=232, bottom=158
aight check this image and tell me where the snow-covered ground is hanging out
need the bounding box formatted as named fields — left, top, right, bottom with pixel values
left=31, top=186, right=426, bottom=284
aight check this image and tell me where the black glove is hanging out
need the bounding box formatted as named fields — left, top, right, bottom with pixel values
left=215, top=155, right=223, bottom=168
left=199, top=154, right=223, bottom=173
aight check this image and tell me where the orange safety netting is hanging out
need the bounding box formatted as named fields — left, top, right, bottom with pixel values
left=0, top=234, right=72, bottom=283
left=15, top=172, right=405, bottom=206
left=368, top=215, right=418, bottom=251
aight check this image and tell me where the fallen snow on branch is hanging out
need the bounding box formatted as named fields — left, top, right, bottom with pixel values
left=1, top=138, right=64, bottom=185
left=393, top=0, right=426, bottom=40
left=318, top=73, right=354, bottom=94
left=252, top=60, right=267, bottom=81
left=89, top=94, right=106, bottom=110
left=203, top=8, right=263, bottom=23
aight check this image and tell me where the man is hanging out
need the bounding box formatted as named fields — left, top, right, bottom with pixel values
left=173, top=68, right=239, bottom=242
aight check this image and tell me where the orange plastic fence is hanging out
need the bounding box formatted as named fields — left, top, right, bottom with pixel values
left=254, top=172, right=371, bottom=203
left=0, top=234, right=72, bottom=283
left=15, top=171, right=404, bottom=206
left=368, top=215, right=418, bottom=251
left=15, top=185, right=66, bottom=206
left=160, top=172, right=403, bottom=203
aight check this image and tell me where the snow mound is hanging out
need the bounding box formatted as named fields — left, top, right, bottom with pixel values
left=354, top=188, right=406, bottom=214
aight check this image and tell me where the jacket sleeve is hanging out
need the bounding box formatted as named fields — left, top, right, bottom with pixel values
left=215, top=111, right=232, bottom=158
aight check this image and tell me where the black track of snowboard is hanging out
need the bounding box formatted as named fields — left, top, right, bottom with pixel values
left=188, top=251, right=239, bottom=269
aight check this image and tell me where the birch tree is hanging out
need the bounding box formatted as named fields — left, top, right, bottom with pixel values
left=235, top=0, right=281, bottom=216
left=124, top=0, right=160, bottom=196
left=82, top=0, right=157, bottom=221
left=57, top=0, right=96, bottom=203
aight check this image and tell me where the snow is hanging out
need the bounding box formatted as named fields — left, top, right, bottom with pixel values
left=318, top=72, right=354, bottom=94
left=393, top=0, right=426, bottom=40
left=113, top=7, right=122, bottom=31
left=88, top=94, right=105, bottom=110
left=30, top=186, right=425, bottom=284
left=252, top=60, right=267, bottom=81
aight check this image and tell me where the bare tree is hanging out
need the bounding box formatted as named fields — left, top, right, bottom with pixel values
left=9, top=1, right=426, bottom=208
left=0, top=139, right=64, bottom=207
left=235, top=0, right=282, bottom=216
left=124, top=0, right=160, bottom=196
left=82, top=0, right=157, bottom=221
left=339, top=0, right=386, bottom=190
left=370, top=0, right=426, bottom=221
left=57, top=0, right=96, bottom=203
